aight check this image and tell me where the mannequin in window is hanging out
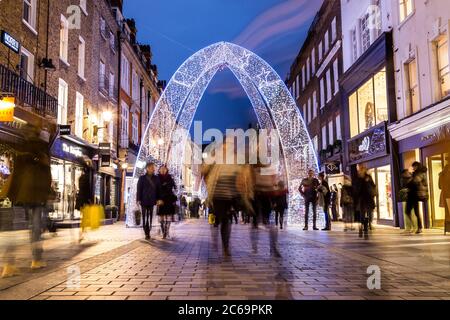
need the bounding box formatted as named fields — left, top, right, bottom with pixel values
left=365, top=102, right=375, bottom=130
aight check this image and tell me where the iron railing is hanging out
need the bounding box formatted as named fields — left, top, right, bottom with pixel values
left=0, top=64, right=58, bottom=118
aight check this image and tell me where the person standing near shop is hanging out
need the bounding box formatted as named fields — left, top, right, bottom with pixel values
left=406, top=162, right=428, bottom=234
left=340, top=175, right=355, bottom=232
left=7, top=124, right=52, bottom=269
left=157, top=165, right=176, bottom=239
left=76, top=159, right=94, bottom=242
left=439, top=164, right=450, bottom=232
left=318, top=172, right=331, bottom=231
left=299, top=170, right=320, bottom=231
left=353, top=164, right=377, bottom=239
left=137, top=162, right=163, bottom=240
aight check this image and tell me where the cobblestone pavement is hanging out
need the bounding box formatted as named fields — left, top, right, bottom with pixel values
left=0, top=219, right=449, bottom=300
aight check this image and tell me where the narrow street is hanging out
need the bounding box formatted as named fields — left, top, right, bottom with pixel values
left=1, top=220, right=449, bottom=300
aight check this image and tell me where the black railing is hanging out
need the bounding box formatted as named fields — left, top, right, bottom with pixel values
left=0, top=64, right=58, bottom=118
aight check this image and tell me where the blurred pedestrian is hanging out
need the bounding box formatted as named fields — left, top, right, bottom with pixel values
left=318, top=172, right=331, bottom=231
left=7, top=124, right=51, bottom=269
left=157, top=165, right=176, bottom=239
left=76, top=159, right=94, bottom=242
left=340, top=175, right=354, bottom=231
left=272, top=181, right=288, bottom=229
left=406, top=162, right=428, bottom=234
left=330, top=184, right=338, bottom=222
left=353, top=164, right=376, bottom=239
left=439, top=164, right=450, bottom=233
left=399, top=169, right=415, bottom=234
left=137, top=162, right=163, bottom=240
left=253, top=164, right=276, bottom=226
left=299, top=170, right=319, bottom=231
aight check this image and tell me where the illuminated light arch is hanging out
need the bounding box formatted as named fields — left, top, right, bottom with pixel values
left=126, top=42, right=319, bottom=226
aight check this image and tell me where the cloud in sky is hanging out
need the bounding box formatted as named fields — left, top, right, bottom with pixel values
left=233, top=0, right=320, bottom=51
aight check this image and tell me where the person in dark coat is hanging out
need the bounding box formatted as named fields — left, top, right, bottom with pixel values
left=330, top=184, right=339, bottom=222
left=353, top=164, right=376, bottom=239
left=439, top=164, right=450, bottom=233
left=406, top=162, right=428, bottom=234
left=157, top=165, right=176, bottom=239
left=340, top=175, right=354, bottom=231
left=7, top=124, right=51, bottom=269
left=273, top=181, right=288, bottom=229
left=299, top=170, right=320, bottom=230
left=76, top=159, right=94, bottom=242
left=318, top=172, right=331, bottom=231
left=136, top=162, right=163, bottom=240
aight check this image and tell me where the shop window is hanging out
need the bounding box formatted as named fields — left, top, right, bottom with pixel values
left=405, top=58, right=420, bottom=115
left=399, top=0, right=414, bottom=23
left=426, top=152, right=449, bottom=227
left=348, top=68, right=388, bottom=137
left=436, top=35, right=450, bottom=98
left=369, top=166, right=394, bottom=221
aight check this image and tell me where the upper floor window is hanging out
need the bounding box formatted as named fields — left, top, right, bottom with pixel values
left=351, top=27, right=358, bottom=63
left=80, top=0, right=87, bottom=15
left=306, top=57, right=311, bottom=83
left=399, top=0, right=414, bottom=23
left=20, top=47, right=34, bottom=83
left=324, top=31, right=330, bottom=54
left=302, top=66, right=306, bottom=89
left=436, top=35, right=450, bottom=98
left=318, top=41, right=323, bottom=62
left=405, top=58, right=420, bottom=115
left=100, top=17, right=107, bottom=40
left=78, top=36, right=86, bottom=79
left=311, top=48, right=316, bottom=74
left=121, top=55, right=130, bottom=94
left=23, top=0, right=37, bottom=32
left=132, top=70, right=140, bottom=102
left=60, top=15, right=69, bottom=63
left=360, top=13, right=371, bottom=53
left=331, top=17, right=337, bottom=43
left=57, top=78, right=69, bottom=125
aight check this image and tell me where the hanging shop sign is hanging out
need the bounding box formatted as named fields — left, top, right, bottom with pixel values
left=58, top=125, right=71, bottom=136
left=348, top=122, right=388, bottom=165
left=0, top=97, right=15, bottom=122
left=1, top=31, right=20, bottom=53
left=99, top=143, right=111, bottom=154
left=100, top=154, right=111, bottom=167
left=50, top=137, right=93, bottom=165
left=325, top=161, right=341, bottom=175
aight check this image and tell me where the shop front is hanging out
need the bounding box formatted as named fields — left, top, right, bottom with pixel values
left=391, top=115, right=450, bottom=231
left=341, top=32, right=399, bottom=227
left=50, top=136, right=95, bottom=221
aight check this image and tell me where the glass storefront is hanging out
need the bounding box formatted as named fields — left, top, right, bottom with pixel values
left=50, top=159, right=84, bottom=220
left=349, top=68, right=389, bottom=137
left=426, top=151, right=449, bottom=228
left=368, top=165, right=394, bottom=221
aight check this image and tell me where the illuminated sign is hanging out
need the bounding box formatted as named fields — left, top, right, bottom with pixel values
left=1, top=31, right=20, bottom=53
left=62, top=143, right=83, bottom=158
left=348, top=122, right=388, bottom=165
left=325, top=161, right=341, bottom=175
left=0, top=97, right=15, bottom=122
left=58, top=125, right=71, bottom=136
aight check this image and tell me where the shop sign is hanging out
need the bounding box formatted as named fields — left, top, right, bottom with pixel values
left=421, top=124, right=450, bottom=144
left=58, top=125, right=71, bottom=136
left=348, top=122, right=388, bottom=165
left=325, top=161, right=341, bottom=175
left=100, top=154, right=111, bottom=167
left=62, top=143, right=83, bottom=158
left=0, top=97, right=15, bottom=122
left=99, top=143, right=111, bottom=154
left=1, top=31, right=20, bottom=53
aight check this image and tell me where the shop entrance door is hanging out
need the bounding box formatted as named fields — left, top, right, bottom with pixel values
left=424, top=151, right=449, bottom=228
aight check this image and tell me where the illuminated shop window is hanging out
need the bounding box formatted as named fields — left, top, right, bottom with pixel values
left=348, top=68, right=388, bottom=137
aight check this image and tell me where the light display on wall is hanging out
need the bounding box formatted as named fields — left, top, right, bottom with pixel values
left=126, top=42, right=320, bottom=226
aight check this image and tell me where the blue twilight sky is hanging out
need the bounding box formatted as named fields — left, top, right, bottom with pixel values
left=124, top=0, right=323, bottom=136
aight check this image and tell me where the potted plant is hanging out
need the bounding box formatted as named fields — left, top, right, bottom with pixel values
left=333, top=140, right=342, bottom=154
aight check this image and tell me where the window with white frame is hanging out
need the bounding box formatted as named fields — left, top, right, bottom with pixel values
left=324, top=31, right=329, bottom=54
left=99, top=60, right=106, bottom=91
left=360, top=13, right=371, bottom=53
left=20, top=47, right=34, bottom=83
left=60, top=15, right=69, bottom=63
left=78, top=36, right=85, bottom=79
left=313, top=91, right=318, bottom=119
left=351, top=27, right=358, bottom=63
left=307, top=98, right=312, bottom=124
left=23, top=0, right=37, bottom=31
left=399, top=0, right=414, bottom=23
left=318, top=41, right=323, bottom=62
left=436, top=35, right=450, bottom=98
left=57, top=79, right=68, bottom=125
left=75, top=92, right=84, bottom=138
left=109, top=31, right=116, bottom=52
left=311, top=48, right=316, bottom=75
left=321, top=125, right=327, bottom=150
left=405, top=58, right=420, bottom=115
left=120, top=101, right=129, bottom=148
left=326, top=69, right=332, bottom=102
left=132, top=70, right=140, bottom=102
left=333, top=59, right=339, bottom=95
left=302, top=66, right=306, bottom=89
left=131, top=113, right=139, bottom=144
left=295, top=75, right=300, bottom=99
left=336, top=114, right=342, bottom=140
left=313, top=136, right=318, bottom=153
left=302, top=104, right=306, bottom=120
left=109, top=72, right=115, bottom=98
left=320, top=78, right=325, bottom=108
left=328, top=120, right=334, bottom=146
left=331, top=17, right=337, bottom=43
left=306, top=57, right=311, bottom=83
left=121, top=54, right=130, bottom=94
left=100, top=17, right=107, bottom=39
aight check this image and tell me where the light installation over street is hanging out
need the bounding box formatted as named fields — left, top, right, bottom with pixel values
left=126, top=42, right=321, bottom=226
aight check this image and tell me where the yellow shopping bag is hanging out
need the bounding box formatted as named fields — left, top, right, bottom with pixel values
left=81, top=205, right=105, bottom=231
left=208, top=213, right=215, bottom=225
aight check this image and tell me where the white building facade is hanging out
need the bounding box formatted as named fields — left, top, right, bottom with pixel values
left=388, top=0, right=450, bottom=231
